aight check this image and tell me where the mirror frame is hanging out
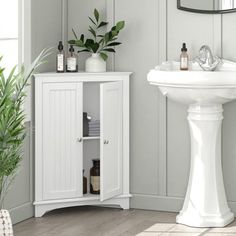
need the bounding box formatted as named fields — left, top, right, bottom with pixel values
left=177, top=0, right=236, bottom=14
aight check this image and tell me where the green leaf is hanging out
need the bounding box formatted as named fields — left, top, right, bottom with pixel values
left=0, top=49, right=49, bottom=203
left=84, top=39, right=99, bottom=52
left=89, top=26, right=96, bottom=38
left=110, top=37, right=118, bottom=42
left=74, top=40, right=84, bottom=47
left=72, top=28, right=78, bottom=39
left=102, top=48, right=116, bottom=53
left=78, top=49, right=90, bottom=53
left=98, top=21, right=108, bottom=28
left=105, top=33, right=110, bottom=43
left=90, top=42, right=100, bottom=53
left=100, top=52, right=108, bottom=61
left=94, top=8, right=99, bottom=22
left=68, top=40, right=76, bottom=45
left=98, top=38, right=104, bottom=44
left=85, top=39, right=95, bottom=48
left=107, top=42, right=121, bottom=47
left=111, top=30, right=118, bottom=37
left=116, top=21, right=125, bottom=31
left=89, top=17, right=96, bottom=25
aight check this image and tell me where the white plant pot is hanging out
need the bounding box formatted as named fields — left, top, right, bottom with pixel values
left=85, top=53, right=106, bottom=72
left=0, top=209, right=13, bottom=235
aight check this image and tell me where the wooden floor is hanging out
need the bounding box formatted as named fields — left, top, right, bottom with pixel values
left=14, top=206, right=236, bottom=236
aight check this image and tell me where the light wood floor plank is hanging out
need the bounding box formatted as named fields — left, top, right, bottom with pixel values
left=13, top=206, right=236, bottom=236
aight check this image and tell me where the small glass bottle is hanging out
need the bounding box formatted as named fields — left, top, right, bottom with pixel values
left=56, top=41, right=65, bottom=73
left=180, top=43, right=189, bottom=70
left=90, top=159, right=100, bottom=194
left=83, top=169, right=87, bottom=194
left=66, top=45, right=78, bottom=72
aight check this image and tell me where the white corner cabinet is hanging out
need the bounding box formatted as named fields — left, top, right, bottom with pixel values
left=34, top=72, right=132, bottom=217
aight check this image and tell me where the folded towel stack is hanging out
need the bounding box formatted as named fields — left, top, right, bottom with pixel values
left=88, top=120, right=100, bottom=137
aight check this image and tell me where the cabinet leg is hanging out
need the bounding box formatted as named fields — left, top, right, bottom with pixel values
left=35, top=206, right=47, bottom=217
left=120, top=199, right=130, bottom=210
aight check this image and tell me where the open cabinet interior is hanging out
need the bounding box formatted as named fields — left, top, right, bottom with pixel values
left=82, top=81, right=123, bottom=199
left=83, top=82, right=101, bottom=197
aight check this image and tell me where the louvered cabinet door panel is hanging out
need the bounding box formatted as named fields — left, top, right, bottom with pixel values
left=42, top=82, right=83, bottom=200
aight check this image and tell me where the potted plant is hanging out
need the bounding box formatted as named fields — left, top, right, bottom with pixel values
left=68, top=9, right=125, bottom=72
left=0, top=49, right=49, bottom=235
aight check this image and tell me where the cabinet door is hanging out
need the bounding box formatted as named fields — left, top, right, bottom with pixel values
left=42, top=82, right=83, bottom=200
left=100, top=81, right=123, bottom=201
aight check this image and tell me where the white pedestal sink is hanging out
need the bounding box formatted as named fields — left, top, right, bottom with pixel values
left=148, top=60, right=236, bottom=227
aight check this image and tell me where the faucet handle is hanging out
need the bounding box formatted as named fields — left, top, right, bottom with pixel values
left=195, top=45, right=222, bottom=71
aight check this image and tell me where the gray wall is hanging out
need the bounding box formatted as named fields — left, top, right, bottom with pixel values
left=67, top=0, right=236, bottom=213
left=9, top=0, right=236, bottom=225
left=5, top=0, right=63, bottom=224
left=31, top=0, right=63, bottom=72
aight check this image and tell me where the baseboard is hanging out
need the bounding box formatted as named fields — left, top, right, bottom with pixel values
left=9, top=202, right=34, bottom=224
left=131, top=194, right=236, bottom=216
left=130, top=194, right=183, bottom=212
left=228, top=201, right=236, bottom=215
left=11, top=195, right=236, bottom=223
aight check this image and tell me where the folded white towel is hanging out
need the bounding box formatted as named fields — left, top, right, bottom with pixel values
left=88, top=134, right=100, bottom=136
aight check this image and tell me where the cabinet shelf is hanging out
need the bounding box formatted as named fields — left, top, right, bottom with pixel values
left=83, top=136, right=100, bottom=140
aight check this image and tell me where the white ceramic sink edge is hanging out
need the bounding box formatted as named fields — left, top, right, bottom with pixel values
left=148, top=59, right=236, bottom=88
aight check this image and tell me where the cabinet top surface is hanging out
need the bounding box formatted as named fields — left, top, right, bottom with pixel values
left=34, top=71, right=132, bottom=78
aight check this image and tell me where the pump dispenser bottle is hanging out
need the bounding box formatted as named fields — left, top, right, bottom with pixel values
left=180, top=43, right=189, bottom=70
left=66, top=45, right=78, bottom=72
left=56, top=41, right=65, bottom=73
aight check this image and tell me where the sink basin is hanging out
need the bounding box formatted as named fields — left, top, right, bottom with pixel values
left=148, top=60, right=236, bottom=105
left=148, top=60, right=236, bottom=228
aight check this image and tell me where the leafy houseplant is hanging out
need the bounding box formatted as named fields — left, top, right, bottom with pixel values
left=68, top=8, right=125, bottom=72
left=0, top=49, right=49, bottom=235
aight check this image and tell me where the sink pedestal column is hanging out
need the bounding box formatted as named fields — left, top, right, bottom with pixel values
left=176, top=104, right=234, bottom=227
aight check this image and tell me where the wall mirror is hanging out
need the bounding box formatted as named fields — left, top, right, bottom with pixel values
left=177, top=0, right=236, bottom=13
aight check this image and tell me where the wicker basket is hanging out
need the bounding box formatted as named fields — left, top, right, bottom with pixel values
left=0, top=209, right=13, bottom=236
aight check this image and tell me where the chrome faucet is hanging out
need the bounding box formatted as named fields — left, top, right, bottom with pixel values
left=194, top=45, right=222, bottom=71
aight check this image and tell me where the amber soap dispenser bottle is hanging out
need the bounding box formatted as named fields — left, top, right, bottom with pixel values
left=180, top=43, right=189, bottom=70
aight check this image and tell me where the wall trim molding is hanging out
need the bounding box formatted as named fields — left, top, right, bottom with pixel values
left=9, top=122, right=33, bottom=224
left=131, top=194, right=183, bottom=212
left=10, top=202, right=33, bottom=224
left=62, top=0, right=68, bottom=52
left=29, top=121, right=33, bottom=214
left=157, top=0, right=168, bottom=197
left=23, top=0, right=32, bottom=122
left=213, top=14, right=222, bottom=57
left=106, top=0, right=115, bottom=71
left=131, top=194, right=236, bottom=215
